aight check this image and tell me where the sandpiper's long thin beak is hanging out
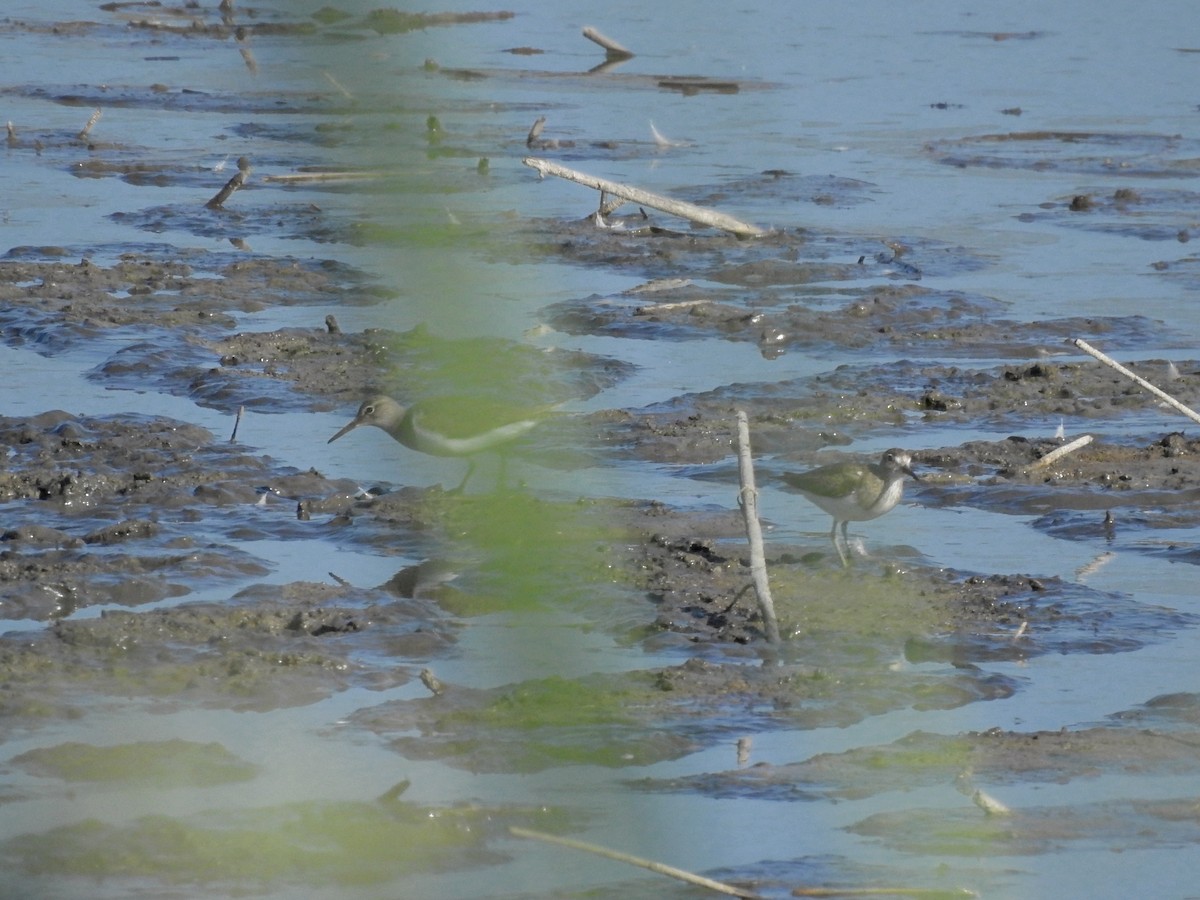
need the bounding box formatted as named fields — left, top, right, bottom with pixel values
left=905, top=464, right=921, bottom=482
left=328, top=418, right=360, bottom=444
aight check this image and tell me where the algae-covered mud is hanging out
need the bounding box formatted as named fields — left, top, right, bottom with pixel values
left=4, top=2, right=1200, bottom=898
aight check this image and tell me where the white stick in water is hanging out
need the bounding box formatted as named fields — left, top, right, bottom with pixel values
left=1072, top=338, right=1200, bottom=426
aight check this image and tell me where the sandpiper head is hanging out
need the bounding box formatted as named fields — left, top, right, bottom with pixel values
left=881, top=448, right=919, bottom=481
left=328, top=395, right=406, bottom=443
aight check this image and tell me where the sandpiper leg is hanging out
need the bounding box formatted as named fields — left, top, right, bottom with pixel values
left=830, top=520, right=849, bottom=567
left=450, top=458, right=477, bottom=494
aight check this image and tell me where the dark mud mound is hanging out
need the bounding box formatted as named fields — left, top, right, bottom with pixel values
left=0, top=249, right=389, bottom=355
left=922, top=433, right=1200, bottom=564
left=642, top=725, right=1200, bottom=802
left=926, top=131, right=1200, bottom=179
left=924, top=432, right=1200, bottom=500
left=0, top=409, right=403, bottom=618
left=347, top=656, right=1016, bottom=775
left=95, top=318, right=631, bottom=415
left=0, top=583, right=454, bottom=730
left=529, top=214, right=989, bottom=288
left=547, top=280, right=1175, bottom=361
left=632, top=523, right=1185, bottom=663
left=1020, top=186, right=1200, bottom=242
left=591, top=355, right=1200, bottom=470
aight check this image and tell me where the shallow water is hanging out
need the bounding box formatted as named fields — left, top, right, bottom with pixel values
left=4, top=1, right=1200, bottom=898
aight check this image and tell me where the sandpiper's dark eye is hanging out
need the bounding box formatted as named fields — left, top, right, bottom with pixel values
left=364, top=405, right=375, bottom=416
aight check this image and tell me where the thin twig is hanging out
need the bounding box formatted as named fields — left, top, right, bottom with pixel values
left=526, top=115, right=546, bottom=148
left=581, top=26, right=634, bottom=59
left=634, top=298, right=711, bottom=314
left=735, top=411, right=781, bottom=643
left=1022, top=433, right=1093, bottom=473
left=322, top=70, right=354, bottom=100
left=77, top=108, right=102, bottom=141
left=509, top=827, right=763, bottom=899
left=206, top=156, right=251, bottom=209
left=523, top=157, right=766, bottom=238
left=598, top=191, right=627, bottom=216
left=229, top=405, right=244, bottom=443
left=791, top=889, right=977, bottom=898
left=262, top=170, right=385, bottom=184
left=1072, top=338, right=1200, bottom=426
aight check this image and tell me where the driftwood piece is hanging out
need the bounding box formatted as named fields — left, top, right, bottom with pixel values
left=523, top=157, right=766, bottom=238
left=262, top=170, right=385, bottom=184
left=509, top=827, right=762, bottom=899
left=1072, top=338, right=1200, bottom=427
left=77, top=108, right=102, bottom=141
left=229, top=405, right=244, bottom=443
left=1023, top=433, right=1093, bottom=473
left=582, top=26, right=634, bottom=59
left=205, top=156, right=251, bottom=209
left=736, top=411, right=781, bottom=643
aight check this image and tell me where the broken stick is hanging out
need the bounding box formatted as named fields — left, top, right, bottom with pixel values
left=523, top=157, right=766, bottom=238
left=206, top=156, right=251, bottom=209
left=509, top=827, right=761, bottom=899
left=736, top=411, right=781, bottom=643
left=582, top=26, right=634, bottom=59
left=77, top=108, right=102, bottom=141
left=1072, top=338, right=1200, bottom=427
left=1022, top=433, right=1093, bottom=473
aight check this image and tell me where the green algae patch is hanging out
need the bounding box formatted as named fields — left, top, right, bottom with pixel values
left=352, top=660, right=1015, bottom=774
left=361, top=9, right=514, bottom=36
left=641, top=726, right=1200, bottom=805
left=448, top=674, right=639, bottom=731
left=357, top=671, right=691, bottom=772
left=438, top=494, right=628, bottom=614
left=770, top=564, right=954, bottom=646
left=0, top=795, right=533, bottom=887
left=850, top=795, right=1200, bottom=857
left=11, top=739, right=257, bottom=787
left=0, top=595, right=424, bottom=735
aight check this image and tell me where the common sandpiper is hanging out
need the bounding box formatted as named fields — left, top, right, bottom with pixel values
left=782, top=448, right=919, bottom=566
left=328, top=394, right=544, bottom=492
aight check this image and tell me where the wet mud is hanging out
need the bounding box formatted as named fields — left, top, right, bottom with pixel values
left=1, top=48, right=1192, bottom=700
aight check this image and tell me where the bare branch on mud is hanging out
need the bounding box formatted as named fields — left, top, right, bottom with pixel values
left=263, top=170, right=385, bottom=184
left=582, top=26, right=634, bottom=59
left=1072, top=338, right=1200, bottom=426
left=77, top=108, right=102, bottom=141
left=509, top=826, right=763, bottom=898
left=205, top=156, right=251, bottom=209
left=1023, top=433, right=1093, bottom=473
left=634, top=298, right=711, bottom=315
left=229, top=404, right=244, bottom=443
left=598, top=190, right=627, bottom=216
left=523, top=157, right=767, bottom=238
left=736, top=410, right=781, bottom=644
left=791, top=888, right=978, bottom=898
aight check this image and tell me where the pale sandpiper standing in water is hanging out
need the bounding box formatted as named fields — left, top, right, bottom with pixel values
left=328, top=395, right=544, bottom=492
left=782, top=448, right=919, bottom=566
